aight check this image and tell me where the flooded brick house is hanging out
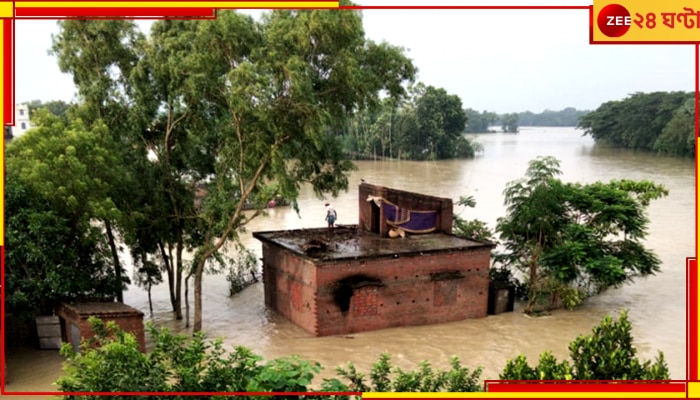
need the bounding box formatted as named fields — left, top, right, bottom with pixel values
left=253, top=183, right=495, bottom=336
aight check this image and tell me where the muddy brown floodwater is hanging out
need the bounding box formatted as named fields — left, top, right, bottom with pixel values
left=6, top=127, right=693, bottom=396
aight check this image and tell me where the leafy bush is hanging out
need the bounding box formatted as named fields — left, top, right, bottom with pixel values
left=330, top=353, right=483, bottom=392
left=500, top=310, right=669, bottom=381
left=57, top=311, right=668, bottom=399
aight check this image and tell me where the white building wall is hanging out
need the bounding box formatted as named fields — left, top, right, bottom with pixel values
left=12, top=103, right=31, bottom=138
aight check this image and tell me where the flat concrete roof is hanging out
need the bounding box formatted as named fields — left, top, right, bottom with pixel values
left=59, top=302, right=144, bottom=318
left=253, top=226, right=495, bottom=262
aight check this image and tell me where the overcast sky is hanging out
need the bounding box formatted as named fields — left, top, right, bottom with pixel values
left=14, top=0, right=697, bottom=114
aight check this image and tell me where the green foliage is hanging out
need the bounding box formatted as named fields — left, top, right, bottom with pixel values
left=516, top=107, right=590, bottom=127
left=57, top=317, right=329, bottom=399
left=501, top=113, right=519, bottom=133
left=654, top=97, right=696, bottom=158
left=226, top=248, right=260, bottom=296
left=464, top=108, right=498, bottom=133
left=5, top=113, right=126, bottom=318
left=57, top=314, right=669, bottom=397
left=333, top=353, right=483, bottom=392
left=578, top=91, right=693, bottom=157
left=500, top=311, right=669, bottom=381
left=57, top=318, right=483, bottom=399
left=341, top=84, right=481, bottom=160
left=26, top=99, right=74, bottom=121
left=452, top=195, right=495, bottom=242
left=495, top=156, right=667, bottom=313
left=51, top=6, right=416, bottom=331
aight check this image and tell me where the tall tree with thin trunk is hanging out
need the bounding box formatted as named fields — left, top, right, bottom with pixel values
left=181, top=7, right=416, bottom=332
left=50, top=20, right=145, bottom=303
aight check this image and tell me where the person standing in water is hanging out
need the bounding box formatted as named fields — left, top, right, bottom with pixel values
left=325, top=202, right=337, bottom=228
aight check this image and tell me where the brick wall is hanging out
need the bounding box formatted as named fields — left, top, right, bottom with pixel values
left=264, top=246, right=491, bottom=337
left=261, top=243, right=318, bottom=334
left=358, top=183, right=453, bottom=236
left=56, top=303, right=146, bottom=352
left=315, top=248, right=489, bottom=336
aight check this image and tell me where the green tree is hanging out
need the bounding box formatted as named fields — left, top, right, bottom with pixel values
left=495, top=156, right=668, bottom=313
left=26, top=99, right=73, bottom=121
left=464, top=108, right=498, bottom=133
left=49, top=7, right=416, bottom=332
left=654, top=97, right=696, bottom=157
left=578, top=91, right=693, bottom=156
left=500, top=310, right=669, bottom=380
left=50, top=19, right=146, bottom=303
left=501, top=113, right=519, bottom=133
left=405, top=85, right=468, bottom=159
left=5, top=113, right=122, bottom=318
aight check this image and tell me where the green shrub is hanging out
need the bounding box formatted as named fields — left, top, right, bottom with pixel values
left=500, top=310, right=669, bottom=381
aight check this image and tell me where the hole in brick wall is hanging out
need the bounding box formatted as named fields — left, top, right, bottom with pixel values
left=430, top=270, right=465, bottom=281
left=326, top=310, right=330, bottom=314
left=415, top=274, right=419, bottom=278
left=396, top=301, right=401, bottom=305
left=479, top=291, right=484, bottom=295
left=476, top=268, right=480, bottom=271
left=467, top=269, right=471, bottom=272
left=394, top=276, right=398, bottom=280
left=412, top=300, right=415, bottom=303
left=332, top=274, right=384, bottom=314
left=380, top=304, right=384, bottom=307
left=426, top=298, right=430, bottom=302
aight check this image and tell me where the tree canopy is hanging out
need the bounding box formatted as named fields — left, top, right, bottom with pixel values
left=577, top=91, right=694, bottom=157
left=6, top=111, right=124, bottom=318
left=495, top=156, right=668, bottom=313
left=45, top=5, right=417, bottom=332
left=341, top=83, right=481, bottom=160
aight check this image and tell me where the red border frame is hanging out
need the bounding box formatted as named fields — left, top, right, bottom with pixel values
left=1, top=3, right=697, bottom=398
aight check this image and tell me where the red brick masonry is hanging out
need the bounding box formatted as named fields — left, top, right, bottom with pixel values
left=56, top=302, right=146, bottom=351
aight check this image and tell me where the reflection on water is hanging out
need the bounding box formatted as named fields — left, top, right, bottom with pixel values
left=6, top=127, right=693, bottom=393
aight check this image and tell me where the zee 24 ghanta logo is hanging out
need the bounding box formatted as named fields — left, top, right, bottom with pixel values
left=596, top=2, right=700, bottom=39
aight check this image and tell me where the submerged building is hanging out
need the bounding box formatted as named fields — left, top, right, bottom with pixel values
left=253, top=183, right=495, bottom=336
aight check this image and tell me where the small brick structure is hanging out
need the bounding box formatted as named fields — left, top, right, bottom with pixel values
left=253, top=183, right=495, bottom=336
left=56, top=302, right=146, bottom=352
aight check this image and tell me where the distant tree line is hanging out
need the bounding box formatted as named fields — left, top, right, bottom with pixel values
left=578, top=91, right=695, bottom=158
left=516, top=107, right=590, bottom=127
left=463, top=108, right=590, bottom=134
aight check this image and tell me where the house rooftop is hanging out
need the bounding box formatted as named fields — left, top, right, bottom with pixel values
left=252, top=225, right=495, bottom=263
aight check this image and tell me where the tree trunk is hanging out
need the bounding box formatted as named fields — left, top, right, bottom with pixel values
left=193, top=262, right=204, bottom=332
left=185, top=273, right=191, bottom=328
left=104, top=220, right=123, bottom=303
left=147, top=282, right=153, bottom=318
left=159, top=242, right=176, bottom=312
left=175, top=234, right=184, bottom=320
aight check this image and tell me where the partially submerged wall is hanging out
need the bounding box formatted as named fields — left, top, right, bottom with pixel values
left=261, top=242, right=319, bottom=334
left=261, top=241, right=491, bottom=336
left=315, top=248, right=490, bottom=336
